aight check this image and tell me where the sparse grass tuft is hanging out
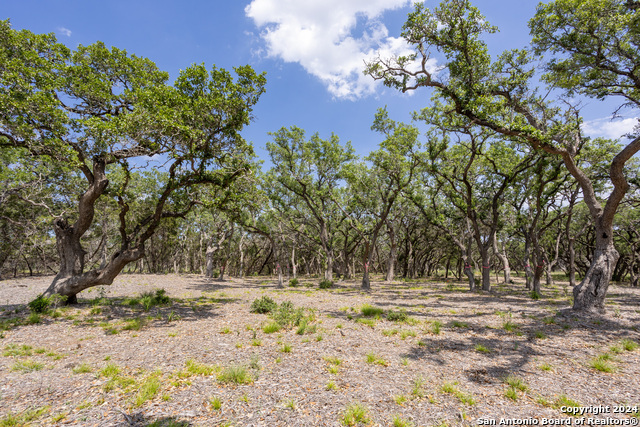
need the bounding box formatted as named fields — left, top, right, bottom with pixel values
left=360, top=304, right=384, bottom=317
left=504, top=387, right=519, bottom=401
left=326, top=380, right=337, bottom=391
left=11, top=359, right=44, bottom=372
left=553, top=394, right=581, bottom=409
left=429, top=320, right=442, bottom=335
left=134, top=375, right=161, bottom=407
left=341, top=402, right=370, bottom=426
left=394, top=394, right=408, bottom=405
left=210, top=396, right=222, bottom=410
left=365, top=352, right=388, bottom=366
left=412, top=376, right=426, bottom=398
left=450, top=320, right=468, bottom=328
left=387, top=309, right=408, bottom=322
left=185, top=359, right=218, bottom=376
left=392, top=415, right=415, bottom=427
left=441, top=382, right=475, bottom=405
left=72, top=363, right=93, bottom=374
left=539, top=363, right=553, bottom=371
left=474, top=344, right=491, bottom=354
left=502, top=321, right=519, bottom=332
left=588, top=354, right=616, bottom=373
left=280, top=343, right=292, bottom=353
left=262, top=321, right=281, bottom=334
left=3, top=344, right=33, bottom=357
left=217, top=365, right=253, bottom=384
left=621, top=339, right=639, bottom=351
left=503, top=375, right=528, bottom=392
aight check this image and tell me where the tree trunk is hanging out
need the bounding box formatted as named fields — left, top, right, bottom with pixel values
left=493, top=235, right=511, bottom=284
left=385, top=223, right=397, bottom=282
left=480, top=249, right=491, bottom=291
left=44, top=247, right=143, bottom=303
left=572, top=227, right=619, bottom=313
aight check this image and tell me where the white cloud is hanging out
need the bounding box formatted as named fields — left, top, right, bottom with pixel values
left=57, top=27, right=72, bottom=37
left=581, top=117, right=639, bottom=140
left=245, top=0, right=429, bottom=100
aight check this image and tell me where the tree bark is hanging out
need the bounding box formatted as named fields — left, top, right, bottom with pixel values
left=385, top=222, right=397, bottom=282
left=572, top=221, right=619, bottom=313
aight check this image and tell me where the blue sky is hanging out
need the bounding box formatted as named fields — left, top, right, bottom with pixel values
left=2, top=0, right=636, bottom=164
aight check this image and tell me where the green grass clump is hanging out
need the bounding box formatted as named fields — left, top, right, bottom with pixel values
left=387, top=309, right=408, bottom=322
left=360, top=304, right=384, bottom=317
left=280, top=343, right=292, bottom=353
left=503, top=375, right=528, bottom=392
left=553, top=394, right=581, bottom=409
left=441, top=382, right=475, bottom=406
left=122, top=317, right=146, bottom=331
left=588, top=354, right=616, bottom=373
left=262, top=321, right=281, bottom=334
left=451, top=320, right=468, bottom=328
left=289, top=278, right=299, bottom=287
left=324, top=356, right=342, bottom=366
left=217, top=365, right=253, bottom=385
left=11, top=359, right=44, bottom=372
left=621, top=339, right=639, bottom=351
left=400, top=330, right=416, bottom=340
left=0, top=406, right=50, bottom=426
left=383, top=329, right=399, bottom=337
left=392, top=415, right=415, bottom=427
left=210, top=396, right=222, bottom=410
left=412, top=376, right=426, bottom=398
left=394, top=394, right=408, bottom=405
left=533, top=331, right=547, bottom=339
left=139, top=289, right=171, bottom=311
left=72, top=363, right=93, bottom=374
left=505, top=387, right=519, bottom=401
left=250, top=296, right=278, bottom=314
left=429, top=320, right=442, bottom=335
left=341, top=402, right=370, bottom=426
left=502, top=321, right=519, bottom=332
left=539, top=363, right=553, bottom=371
left=185, top=359, right=218, bottom=376
left=319, top=279, right=333, bottom=289
left=474, top=344, right=491, bottom=354
left=99, top=363, right=121, bottom=378
left=356, top=318, right=377, bottom=328
left=134, top=375, right=161, bottom=407
left=365, top=352, right=388, bottom=366
left=3, top=344, right=33, bottom=357
left=326, top=380, right=337, bottom=391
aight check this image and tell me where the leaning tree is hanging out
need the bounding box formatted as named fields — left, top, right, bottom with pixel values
left=366, top=0, right=640, bottom=313
left=0, top=21, right=266, bottom=302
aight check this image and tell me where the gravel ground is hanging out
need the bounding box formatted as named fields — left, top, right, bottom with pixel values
left=0, top=273, right=639, bottom=426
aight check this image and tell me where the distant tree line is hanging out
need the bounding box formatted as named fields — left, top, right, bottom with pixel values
left=1, top=0, right=639, bottom=314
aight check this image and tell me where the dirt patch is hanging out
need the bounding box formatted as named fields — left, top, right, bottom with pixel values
left=0, top=274, right=639, bottom=426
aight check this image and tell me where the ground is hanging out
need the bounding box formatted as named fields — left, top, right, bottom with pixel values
left=0, top=274, right=639, bottom=427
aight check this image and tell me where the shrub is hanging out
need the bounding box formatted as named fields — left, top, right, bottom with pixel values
left=289, top=278, right=299, bottom=287
left=319, top=279, right=333, bottom=289
left=138, top=289, right=171, bottom=311
left=250, top=296, right=278, bottom=314
left=271, top=301, right=306, bottom=328
left=28, top=295, right=51, bottom=313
